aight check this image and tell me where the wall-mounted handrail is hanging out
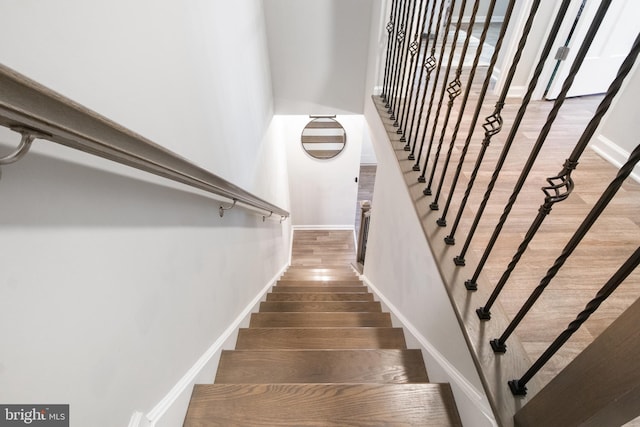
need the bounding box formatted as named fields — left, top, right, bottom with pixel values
left=0, top=64, right=289, bottom=219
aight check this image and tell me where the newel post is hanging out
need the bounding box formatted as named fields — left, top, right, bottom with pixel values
left=356, top=201, right=372, bottom=264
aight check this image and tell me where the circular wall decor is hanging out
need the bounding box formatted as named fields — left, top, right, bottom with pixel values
left=301, top=117, right=346, bottom=159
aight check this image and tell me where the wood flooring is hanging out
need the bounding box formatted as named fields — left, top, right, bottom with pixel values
left=373, top=64, right=640, bottom=425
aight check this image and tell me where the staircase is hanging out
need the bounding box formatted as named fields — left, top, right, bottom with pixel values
left=183, top=231, right=462, bottom=426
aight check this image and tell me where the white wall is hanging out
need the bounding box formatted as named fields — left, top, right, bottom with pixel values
left=0, top=1, right=292, bottom=426
left=279, top=115, right=362, bottom=227
left=263, top=0, right=374, bottom=114
left=362, top=98, right=496, bottom=427
left=592, top=59, right=640, bottom=182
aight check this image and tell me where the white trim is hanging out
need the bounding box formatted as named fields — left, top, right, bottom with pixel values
left=292, top=225, right=355, bottom=231
left=454, top=15, right=505, bottom=25
left=591, top=135, right=640, bottom=184
left=141, top=263, right=289, bottom=427
left=127, top=412, right=149, bottom=427
left=360, top=274, right=497, bottom=426
left=506, top=85, right=526, bottom=99
left=373, top=85, right=383, bottom=96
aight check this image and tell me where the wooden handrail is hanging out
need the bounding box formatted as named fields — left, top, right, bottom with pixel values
left=0, top=64, right=289, bottom=218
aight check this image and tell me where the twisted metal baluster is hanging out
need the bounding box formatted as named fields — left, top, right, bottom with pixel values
left=381, top=0, right=400, bottom=101
left=409, top=0, right=458, bottom=169
left=447, top=0, right=542, bottom=252
left=398, top=0, right=428, bottom=140
left=388, top=0, right=411, bottom=119
left=509, top=244, right=640, bottom=395
left=437, top=0, right=517, bottom=229
left=429, top=0, right=492, bottom=213
left=453, top=0, right=573, bottom=285
left=481, top=34, right=640, bottom=354
left=407, top=0, right=447, bottom=156
left=403, top=0, right=438, bottom=151
left=416, top=0, right=468, bottom=179
left=466, top=0, right=613, bottom=294
left=396, top=0, right=422, bottom=131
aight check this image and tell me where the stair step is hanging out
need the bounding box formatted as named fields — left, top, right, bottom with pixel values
left=250, top=312, right=392, bottom=327
left=184, top=383, right=462, bottom=426
left=271, top=285, right=367, bottom=293
left=266, top=292, right=374, bottom=302
left=259, top=301, right=381, bottom=312
left=215, top=349, right=429, bottom=383
left=277, top=279, right=363, bottom=286
left=236, top=328, right=407, bottom=349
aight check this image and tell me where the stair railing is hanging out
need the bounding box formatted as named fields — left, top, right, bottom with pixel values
left=357, top=201, right=372, bottom=265
left=378, top=0, right=639, bottom=425
left=0, top=64, right=289, bottom=220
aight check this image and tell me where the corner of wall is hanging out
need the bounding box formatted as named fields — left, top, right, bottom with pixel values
left=127, top=263, right=288, bottom=427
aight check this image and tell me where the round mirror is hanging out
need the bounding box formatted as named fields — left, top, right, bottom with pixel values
left=301, top=117, right=346, bottom=159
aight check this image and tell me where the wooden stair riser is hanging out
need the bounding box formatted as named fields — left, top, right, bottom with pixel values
left=259, top=301, right=382, bottom=312
left=236, top=328, right=407, bottom=350
left=271, top=285, right=367, bottom=293
left=249, top=312, right=393, bottom=328
left=215, top=349, right=429, bottom=383
left=266, top=293, right=374, bottom=302
left=277, top=279, right=363, bottom=287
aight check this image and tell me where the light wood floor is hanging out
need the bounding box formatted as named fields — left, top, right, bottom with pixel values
left=291, top=229, right=356, bottom=267
left=376, top=61, right=640, bottom=424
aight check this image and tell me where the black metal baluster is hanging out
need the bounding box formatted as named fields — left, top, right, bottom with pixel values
left=387, top=0, right=407, bottom=111
left=384, top=0, right=403, bottom=107
left=508, top=147, right=640, bottom=395
left=430, top=0, right=495, bottom=214
left=453, top=0, right=574, bottom=285
left=409, top=0, right=458, bottom=170
left=467, top=0, right=613, bottom=294
left=396, top=0, right=423, bottom=133
left=381, top=0, right=400, bottom=101
left=417, top=0, right=468, bottom=180
left=403, top=0, right=438, bottom=151
left=398, top=0, right=428, bottom=141
left=509, top=247, right=640, bottom=395
left=389, top=1, right=411, bottom=119
left=437, top=0, right=517, bottom=230
left=479, top=30, right=640, bottom=326
left=447, top=0, right=541, bottom=252
left=407, top=0, right=447, bottom=156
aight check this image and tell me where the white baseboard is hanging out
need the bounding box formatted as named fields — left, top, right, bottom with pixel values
left=454, top=16, right=505, bottom=25
left=128, top=263, right=288, bottom=427
left=360, top=274, right=497, bottom=427
left=292, top=225, right=355, bottom=231
left=506, top=85, right=526, bottom=99
left=590, top=134, right=640, bottom=184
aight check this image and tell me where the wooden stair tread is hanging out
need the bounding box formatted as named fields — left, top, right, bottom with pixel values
left=271, top=285, right=367, bottom=293
left=267, top=292, right=374, bottom=301
left=215, top=349, right=429, bottom=383
left=259, top=301, right=381, bottom=312
left=184, top=383, right=461, bottom=426
left=277, top=279, right=363, bottom=286
left=250, top=312, right=392, bottom=327
left=236, top=327, right=407, bottom=349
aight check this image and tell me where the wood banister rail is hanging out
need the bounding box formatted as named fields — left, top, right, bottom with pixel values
left=0, top=64, right=289, bottom=219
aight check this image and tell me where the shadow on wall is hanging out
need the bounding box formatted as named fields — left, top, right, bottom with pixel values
left=0, top=147, right=278, bottom=229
